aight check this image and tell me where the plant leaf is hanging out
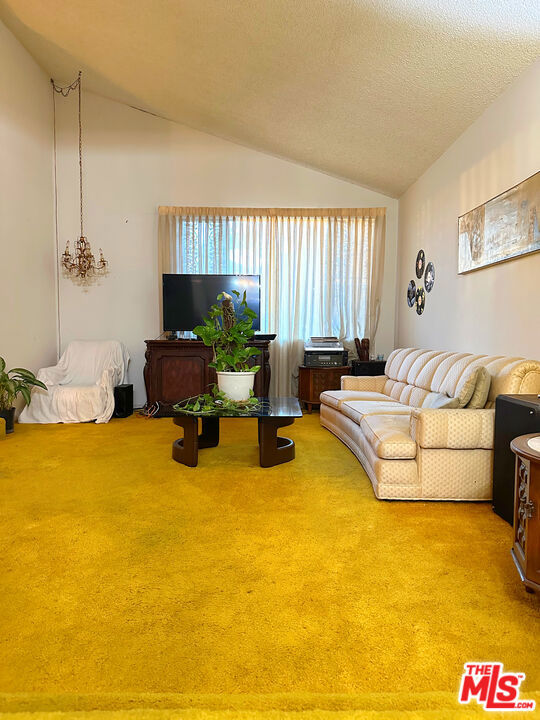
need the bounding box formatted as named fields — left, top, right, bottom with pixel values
left=20, top=386, right=31, bottom=406
left=9, top=367, right=36, bottom=378
left=28, top=378, right=48, bottom=391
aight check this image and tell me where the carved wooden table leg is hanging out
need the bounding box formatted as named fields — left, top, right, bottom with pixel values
left=172, top=416, right=219, bottom=467
left=258, top=417, right=295, bottom=467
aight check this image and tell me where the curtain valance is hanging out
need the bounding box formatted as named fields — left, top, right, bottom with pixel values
left=158, top=206, right=386, bottom=219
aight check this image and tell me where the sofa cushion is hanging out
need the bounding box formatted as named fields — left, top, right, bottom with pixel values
left=383, top=380, right=464, bottom=409
left=385, top=348, right=433, bottom=384
left=385, top=348, right=540, bottom=409
left=439, top=360, right=487, bottom=408
left=360, top=414, right=417, bottom=459
left=341, top=400, right=411, bottom=425
left=466, top=367, right=491, bottom=409
left=319, top=390, right=393, bottom=410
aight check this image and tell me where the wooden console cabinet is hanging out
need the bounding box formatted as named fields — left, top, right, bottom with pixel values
left=144, top=339, right=271, bottom=414
left=510, top=434, right=540, bottom=594
left=298, top=365, right=350, bottom=413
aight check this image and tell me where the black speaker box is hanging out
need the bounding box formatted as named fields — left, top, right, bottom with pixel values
left=114, top=384, right=134, bottom=418
left=493, top=394, right=540, bottom=525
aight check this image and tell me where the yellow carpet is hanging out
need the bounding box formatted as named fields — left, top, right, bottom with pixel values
left=0, top=413, right=539, bottom=719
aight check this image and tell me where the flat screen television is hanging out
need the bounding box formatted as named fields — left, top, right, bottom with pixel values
left=162, top=274, right=261, bottom=331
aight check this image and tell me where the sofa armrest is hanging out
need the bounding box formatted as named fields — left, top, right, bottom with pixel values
left=37, top=364, right=66, bottom=387
left=410, top=408, right=495, bottom=450
left=341, top=375, right=387, bottom=392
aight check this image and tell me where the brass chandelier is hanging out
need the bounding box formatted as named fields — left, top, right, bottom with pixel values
left=52, top=72, right=108, bottom=280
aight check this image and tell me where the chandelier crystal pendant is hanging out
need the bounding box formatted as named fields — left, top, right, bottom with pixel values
left=52, top=71, right=108, bottom=280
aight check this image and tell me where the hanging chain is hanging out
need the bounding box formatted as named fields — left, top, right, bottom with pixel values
left=51, top=73, right=81, bottom=97
left=78, top=74, right=83, bottom=237
left=51, top=71, right=83, bottom=236
left=51, top=71, right=108, bottom=281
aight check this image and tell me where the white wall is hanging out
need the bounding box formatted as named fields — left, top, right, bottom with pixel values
left=397, top=60, right=540, bottom=360
left=0, top=20, right=56, bottom=408
left=55, top=92, right=398, bottom=406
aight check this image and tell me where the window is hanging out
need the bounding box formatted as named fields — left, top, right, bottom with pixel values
left=159, top=207, right=386, bottom=395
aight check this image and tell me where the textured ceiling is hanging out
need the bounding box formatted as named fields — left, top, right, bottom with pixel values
left=1, top=0, right=539, bottom=197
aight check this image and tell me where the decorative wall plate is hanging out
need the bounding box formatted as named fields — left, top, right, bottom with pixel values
left=407, top=280, right=416, bottom=307
left=415, top=249, right=425, bottom=279
left=416, top=287, right=425, bottom=315
left=424, top=262, right=435, bottom=292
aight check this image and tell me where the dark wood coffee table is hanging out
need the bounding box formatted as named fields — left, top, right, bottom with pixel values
left=162, top=397, right=303, bottom=468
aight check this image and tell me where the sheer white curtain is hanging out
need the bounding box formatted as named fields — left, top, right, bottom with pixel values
left=158, top=207, right=386, bottom=396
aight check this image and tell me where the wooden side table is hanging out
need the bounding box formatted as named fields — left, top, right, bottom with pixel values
left=298, top=365, right=350, bottom=413
left=510, top=434, right=540, bottom=594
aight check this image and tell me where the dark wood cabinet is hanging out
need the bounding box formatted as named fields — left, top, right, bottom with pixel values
left=510, top=434, right=540, bottom=594
left=298, top=365, right=350, bottom=413
left=144, top=339, right=271, bottom=414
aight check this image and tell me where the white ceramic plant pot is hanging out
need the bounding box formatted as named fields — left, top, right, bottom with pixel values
left=216, top=371, right=255, bottom=402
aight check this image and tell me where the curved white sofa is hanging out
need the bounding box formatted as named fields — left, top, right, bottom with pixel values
left=320, top=348, right=540, bottom=501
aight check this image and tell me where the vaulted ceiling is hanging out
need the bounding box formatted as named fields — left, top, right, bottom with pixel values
left=1, top=0, right=539, bottom=197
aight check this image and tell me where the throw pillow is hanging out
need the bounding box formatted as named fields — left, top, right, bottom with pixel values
left=427, top=394, right=460, bottom=409
left=466, top=366, right=491, bottom=409
left=452, top=364, right=488, bottom=408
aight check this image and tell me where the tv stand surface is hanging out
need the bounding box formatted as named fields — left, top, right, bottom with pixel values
left=144, top=338, right=271, bottom=414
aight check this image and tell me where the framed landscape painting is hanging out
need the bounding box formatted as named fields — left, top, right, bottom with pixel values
left=458, top=171, right=540, bottom=274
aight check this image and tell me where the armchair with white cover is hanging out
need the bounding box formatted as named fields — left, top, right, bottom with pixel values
left=19, top=340, right=130, bottom=424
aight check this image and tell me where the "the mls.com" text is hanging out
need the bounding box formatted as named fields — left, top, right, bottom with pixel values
left=459, top=663, right=535, bottom=711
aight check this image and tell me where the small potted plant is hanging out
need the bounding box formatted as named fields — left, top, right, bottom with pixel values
left=0, top=357, right=47, bottom=434
left=193, top=291, right=261, bottom=401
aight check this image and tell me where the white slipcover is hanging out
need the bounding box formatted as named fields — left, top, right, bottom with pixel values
left=19, top=340, right=130, bottom=425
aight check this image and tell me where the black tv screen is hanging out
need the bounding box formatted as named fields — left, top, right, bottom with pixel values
left=162, top=274, right=261, bottom=331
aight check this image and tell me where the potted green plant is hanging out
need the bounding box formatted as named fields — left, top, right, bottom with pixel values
left=193, top=291, right=261, bottom=401
left=0, top=357, right=47, bottom=434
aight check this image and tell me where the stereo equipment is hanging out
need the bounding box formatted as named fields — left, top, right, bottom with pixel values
left=303, top=351, right=348, bottom=367
left=114, top=384, right=134, bottom=418
left=304, top=337, right=348, bottom=367
left=493, top=394, right=540, bottom=525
